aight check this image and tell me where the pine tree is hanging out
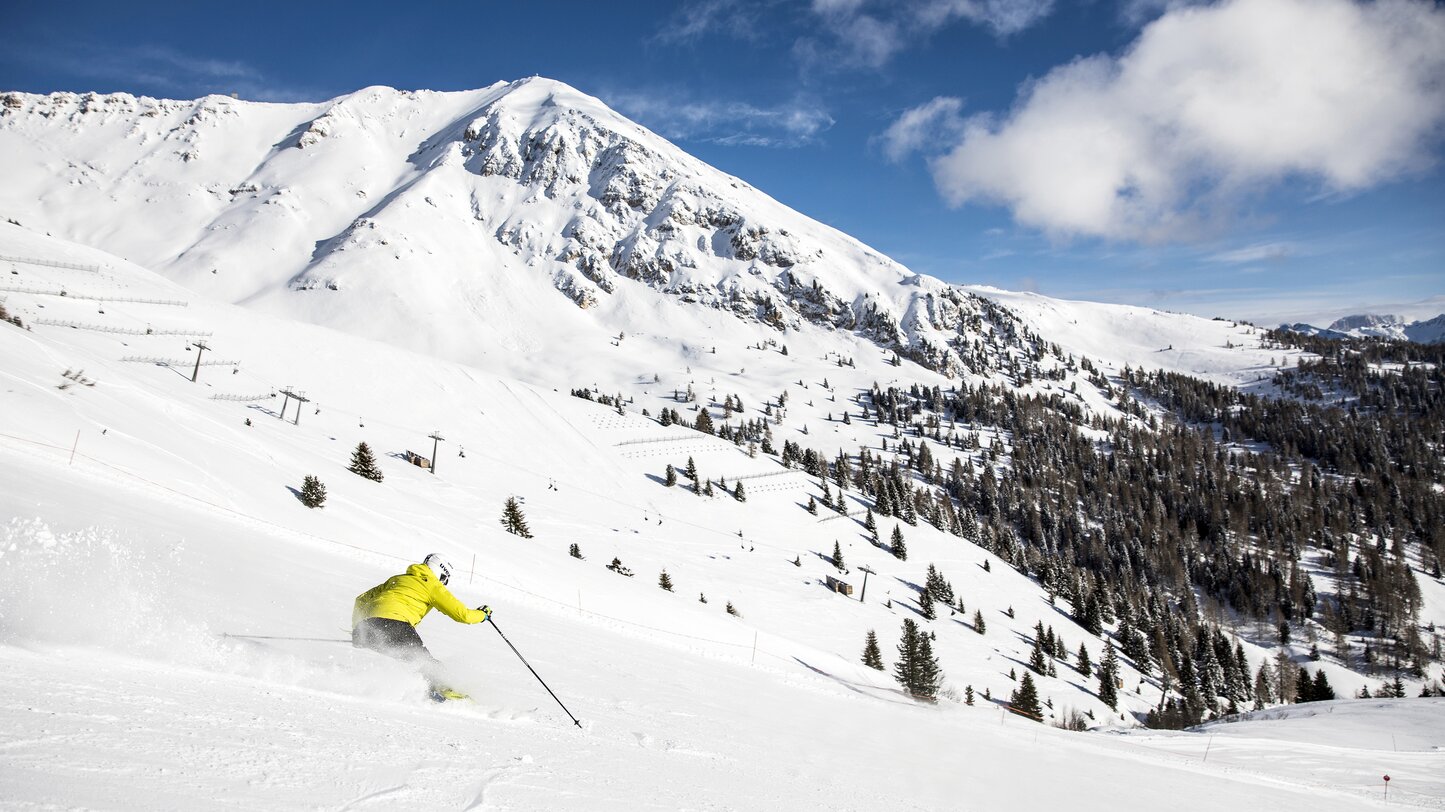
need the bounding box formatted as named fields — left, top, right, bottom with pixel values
left=893, top=618, right=942, bottom=700
left=1295, top=666, right=1315, bottom=703
left=894, top=618, right=920, bottom=695
left=569, top=543, right=583, bottom=559
left=1311, top=669, right=1335, bottom=701
left=733, top=480, right=746, bottom=502
left=665, top=464, right=677, bottom=487
left=500, top=496, right=533, bottom=538
left=1009, top=672, right=1043, bottom=721
left=658, top=570, right=674, bottom=592
left=606, top=557, right=634, bottom=576
left=919, top=584, right=936, bottom=620
left=726, top=601, right=740, bottom=617
left=694, top=409, right=714, bottom=435
left=1076, top=643, right=1093, bottom=677
left=347, top=442, right=383, bottom=482
left=890, top=525, right=907, bottom=561
left=864, top=508, right=877, bottom=534
left=685, top=456, right=698, bottom=481
left=964, top=685, right=975, bottom=705
left=973, top=609, right=987, bottom=634
left=862, top=629, right=884, bottom=670
left=924, top=563, right=954, bottom=604
left=832, top=540, right=845, bottom=571
left=1028, top=636, right=1049, bottom=675
left=914, top=633, right=943, bottom=701
left=299, top=475, right=327, bottom=508
left=1099, top=643, right=1120, bottom=710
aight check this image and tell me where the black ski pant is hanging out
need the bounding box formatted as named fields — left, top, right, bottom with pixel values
left=352, top=617, right=451, bottom=689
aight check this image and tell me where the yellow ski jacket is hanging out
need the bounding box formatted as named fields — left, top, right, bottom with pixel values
left=352, top=563, right=488, bottom=628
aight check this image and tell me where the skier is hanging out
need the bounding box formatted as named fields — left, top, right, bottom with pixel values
left=352, top=553, right=491, bottom=701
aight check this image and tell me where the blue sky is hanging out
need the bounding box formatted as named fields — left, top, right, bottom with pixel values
left=4, top=0, right=1443, bottom=325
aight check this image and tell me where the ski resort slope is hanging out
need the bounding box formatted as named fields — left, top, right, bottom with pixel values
left=4, top=453, right=1440, bottom=810
left=969, top=286, right=1286, bottom=389
left=2, top=231, right=1442, bottom=809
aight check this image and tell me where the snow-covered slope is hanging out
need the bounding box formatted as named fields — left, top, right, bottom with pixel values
left=4, top=227, right=1440, bottom=809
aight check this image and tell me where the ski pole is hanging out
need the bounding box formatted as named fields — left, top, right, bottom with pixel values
left=488, top=617, right=583, bottom=729
left=222, top=633, right=352, bottom=644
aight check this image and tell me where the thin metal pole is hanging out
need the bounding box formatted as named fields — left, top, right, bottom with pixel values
left=222, top=633, right=351, bottom=643
left=69, top=430, right=80, bottom=465
left=191, top=340, right=209, bottom=382
left=488, top=618, right=582, bottom=729
left=429, top=431, right=444, bottom=475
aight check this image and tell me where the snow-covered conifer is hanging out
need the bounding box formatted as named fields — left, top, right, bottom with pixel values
left=501, top=496, right=533, bottom=538
left=347, top=442, right=383, bottom=482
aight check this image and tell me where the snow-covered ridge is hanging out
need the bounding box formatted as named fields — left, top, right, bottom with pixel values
left=1281, top=313, right=1445, bottom=344
left=2, top=77, right=1314, bottom=395
left=1, top=79, right=1008, bottom=378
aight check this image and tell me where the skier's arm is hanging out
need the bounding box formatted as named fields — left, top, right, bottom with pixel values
left=429, top=580, right=489, bottom=624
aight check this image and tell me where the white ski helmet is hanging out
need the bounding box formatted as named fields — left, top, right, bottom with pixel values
left=422, top=553, right=453, bottom=585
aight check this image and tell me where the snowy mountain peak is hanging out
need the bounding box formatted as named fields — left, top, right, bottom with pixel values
left=1282, top=312, right=1445, bottom=344
left=1, top=76, right=1002, bottom=379
left=1328, top=313, right=1403, bottom=331
left=1, top=76, right=1302, bottom=389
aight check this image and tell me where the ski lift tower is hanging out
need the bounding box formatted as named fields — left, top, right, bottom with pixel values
left=428, top=431, right=444, bottom=475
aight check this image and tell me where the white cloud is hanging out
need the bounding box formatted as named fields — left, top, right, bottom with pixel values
left=916, top=0, right=1056, bottom=36
left=1206, top=241, right=1297, bottom=264
left=797, top=0, right=1056, bottom=72
left=13, top=42, right=321, bottom=102
left=926, top=0, right=1445, bottom=242
left=607, top=91, right=834, bottom=148
left=1117, top=0, right=1209, bottom=26
left=877, top=96, right=966, bottom=162
left=655, top=0, right=770, bottom=44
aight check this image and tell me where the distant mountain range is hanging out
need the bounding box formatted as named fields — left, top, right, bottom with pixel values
left=1280, top=313, right=1445, bottom=344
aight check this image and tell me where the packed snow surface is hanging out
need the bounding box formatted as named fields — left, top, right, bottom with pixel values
left=2, top=224, right=1442, bottom=811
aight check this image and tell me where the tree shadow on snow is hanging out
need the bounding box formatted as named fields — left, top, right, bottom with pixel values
left=792, top=658, right=915, bottom=706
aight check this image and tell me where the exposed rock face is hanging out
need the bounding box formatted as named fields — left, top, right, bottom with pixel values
left=0, top=78, right=1043, bottom=376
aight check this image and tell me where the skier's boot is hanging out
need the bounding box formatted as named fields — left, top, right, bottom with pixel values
left=429, top=685, right=470, bottom=703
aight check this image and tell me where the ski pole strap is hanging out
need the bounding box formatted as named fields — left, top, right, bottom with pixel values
left=488, top=618, right=583, bottom=729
